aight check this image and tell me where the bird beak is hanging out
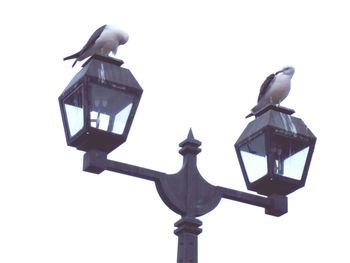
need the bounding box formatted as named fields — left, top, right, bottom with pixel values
left=275, top=69, right=283, bottom=74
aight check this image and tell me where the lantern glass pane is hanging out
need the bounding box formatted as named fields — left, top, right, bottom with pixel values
left=90, top=111, right=110, bottom=131
left=270, top=133, right=311, bottom=180
left=241, top=151, right=267, bottom=182
left=89, top=84, right=134, bottom=135
left=276, top=146, right=309, bottom=180
left=239, top=133, right=267, bottom=182
left=112, top=103, right=133, bottom=134
left=64, top=89, right=84, bottom=137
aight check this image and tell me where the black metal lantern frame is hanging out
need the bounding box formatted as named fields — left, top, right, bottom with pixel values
left=235, top=105, right=316, bottom=196
left=59, top=59, right=317, bottom=262
left=59, top=55, right=143, bottom=153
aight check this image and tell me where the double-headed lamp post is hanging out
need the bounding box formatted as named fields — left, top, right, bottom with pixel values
left=59, top=56, right=316, bottom=263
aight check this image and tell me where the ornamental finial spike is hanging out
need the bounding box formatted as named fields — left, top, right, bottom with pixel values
left=187, top=128, right=194, bottom=140
left=179, top=129, right=202, bottom=155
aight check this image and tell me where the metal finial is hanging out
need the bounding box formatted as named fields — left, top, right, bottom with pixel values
left=187, top=128, right=194, bottom=140
left=179, top=129, right=202, bottom=155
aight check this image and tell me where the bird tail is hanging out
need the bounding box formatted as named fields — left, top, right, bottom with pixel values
left=245, top=103, right=264, bottom=118
left=63, top=52, right=80, bottom=61
left=245, top=113, right=254, bottom=118
left=63, top=52, right=80, bottom=67
left=71, top=59, right=78, bottom=67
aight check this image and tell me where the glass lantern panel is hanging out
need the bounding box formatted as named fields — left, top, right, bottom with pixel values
left=277, top=146, right=309, bottom=180
left=89, top=84, right=134, bottom=135
left=64, top=89, right=84, bottom=137
left=270, top=134, right=310, bottom=180
left=241, top=151, right=267, bottom=182
left=239, top=133, right=267, bottom=183
left=112, top=103, right=133, bottom=134
left=90, top=111, right=110, bottom=131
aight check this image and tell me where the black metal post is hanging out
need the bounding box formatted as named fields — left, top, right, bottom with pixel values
left=174, top=217, right=202, bottom=263
left=82, top=129, right=288, bottom=262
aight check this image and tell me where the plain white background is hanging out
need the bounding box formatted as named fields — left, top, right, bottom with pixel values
left=1, top=0, right=349, bottom=262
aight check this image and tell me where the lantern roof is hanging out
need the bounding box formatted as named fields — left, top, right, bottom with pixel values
left=61, top=55, right=142, bottom=97
left=236, top=105, right=316, bottom=146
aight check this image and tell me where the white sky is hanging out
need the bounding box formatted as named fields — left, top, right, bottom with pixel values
left=1, top=0, right=349, bottom=262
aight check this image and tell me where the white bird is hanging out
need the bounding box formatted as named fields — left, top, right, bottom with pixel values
left=63, top=25, right=129, bottom=67
left=246, top=66, right=295, bottom=118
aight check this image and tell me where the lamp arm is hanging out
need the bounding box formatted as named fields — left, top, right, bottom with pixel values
left=218, top=186, right=270, bottom=207
left=105, top=159, right=164, bottom=181
left=83, top=150, right=287, bottom=217
left=218, top=186, right=288, bottom=216
left=83, top=150, right=164, bottom=182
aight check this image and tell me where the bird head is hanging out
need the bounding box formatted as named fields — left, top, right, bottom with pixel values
left=281, top=66, right=295, bottom=76
left=118, top=31, right=129, bottom=45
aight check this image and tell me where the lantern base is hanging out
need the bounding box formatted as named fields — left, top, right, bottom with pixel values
left=255, top=105, right=295, bottom=118
left=82, top=54, right=124, bottom=67
left=249, top=174, right=304, bottom=196
left=67, top=127, right=127, bottom=153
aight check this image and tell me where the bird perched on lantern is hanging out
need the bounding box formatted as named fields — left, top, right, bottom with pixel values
left=63, top=25, right=129, bottom=67
left=246, top=66, right=295, bottom=118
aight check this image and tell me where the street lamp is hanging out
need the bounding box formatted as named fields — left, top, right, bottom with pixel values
left=235, top=105, right=316, bottom=196
left=58, top=55, right=143, bottom=153
left=59, top=60, right=316, bottom=263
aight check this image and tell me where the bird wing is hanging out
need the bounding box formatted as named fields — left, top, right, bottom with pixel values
left=257, top=73, right=275, bottom=102
left=76, top=25, right=107, bottom=57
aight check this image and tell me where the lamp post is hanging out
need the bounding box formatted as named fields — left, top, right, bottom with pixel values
left=59, top=57, right=316, bottom=262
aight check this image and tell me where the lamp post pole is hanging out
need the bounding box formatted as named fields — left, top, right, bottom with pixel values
left=83, top=129, right=287, bottom=263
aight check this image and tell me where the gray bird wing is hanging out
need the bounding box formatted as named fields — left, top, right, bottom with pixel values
left=257, top=73, right=275, bottom=102
left=76, top=25, right=107, bottom=57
